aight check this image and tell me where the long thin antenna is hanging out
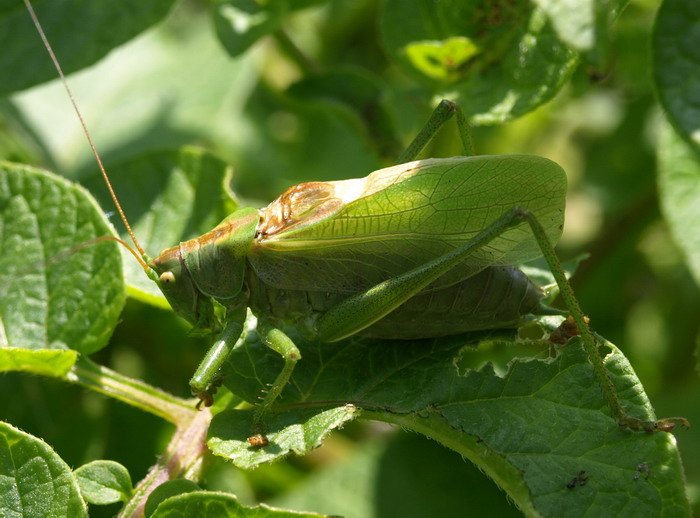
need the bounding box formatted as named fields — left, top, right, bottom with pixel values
left=39, top=237, right=151, bottom=273
left=23, top=0, right=148, bottom=262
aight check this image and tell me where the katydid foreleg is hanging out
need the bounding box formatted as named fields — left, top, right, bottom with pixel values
left=189, top=304, right=247, bottom=407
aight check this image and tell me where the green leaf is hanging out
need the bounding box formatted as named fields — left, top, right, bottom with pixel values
left=0, top=421, right=87, bottom=517
left=82, top=148, right=237, bottom=306
left=209, top=406, right=359, bottom=470
left=534, top=0, right=629, bottom=70
left=7, top=7, right=258, bottom=177
left=0, top=162, right=124, bottom=354
left=653, top=0, right=700, bottom=148
left=0, top=0, right=176, bottom=96
left=145, top=480, right=201, bottom=518
left=74, top=460, right=132, bottom=505
left=213, top=0, right=288, bottom=57
left=215, top=326, right=689, bottom=516
left=380, top=0, right=579, bottom=123
left=150, top=490, right=331, bottom=517
left=0, top=348, right=77, bottom=377
left=287, top=68, right=402, bottom=160
left=658, top=124, right=700, bottom=288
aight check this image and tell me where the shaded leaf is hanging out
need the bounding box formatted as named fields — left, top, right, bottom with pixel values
left=658, top=124, right=700, bottom=288
left=209, top=406, right=359, bottom=470
left=653, top=0, right=700, bottom=148
left=145, top=480, right=201, bottom=518
left=216, top=326, right=689, bottom=516
left=272, top=433, right=522, bottom=518
left=287, top=68, right=402, bottom=160
left=213, top=0, right=288, bottom=57
left=380, top=0, right=579, bottom=123
left=0, top=0, right=176, bottom=96
left=534, top=0, right=629, bottom=71
left=0, top=421, right=87, bottom=517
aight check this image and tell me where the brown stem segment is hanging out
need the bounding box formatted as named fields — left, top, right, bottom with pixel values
left=118, top=409, right=213, bottom=517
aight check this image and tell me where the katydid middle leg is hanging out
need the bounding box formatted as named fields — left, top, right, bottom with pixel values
left=253, top=321, right=301, bottom=432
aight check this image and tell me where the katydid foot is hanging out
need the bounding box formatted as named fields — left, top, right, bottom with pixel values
left=619, top=416, right=690, bottom=433
left=549, top=315, right=690, bottom=433
left=194, top=374, right=224, bottom=409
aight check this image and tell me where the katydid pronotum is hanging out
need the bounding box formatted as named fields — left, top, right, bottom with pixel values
left=23, top=0, right=687, bottom=445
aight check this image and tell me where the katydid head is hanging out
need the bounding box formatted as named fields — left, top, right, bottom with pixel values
left=149, top=245, right=220, bottom=334
left=148, top=207, right=260, bottom=333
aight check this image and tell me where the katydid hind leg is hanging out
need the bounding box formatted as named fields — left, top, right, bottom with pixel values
left=521, top=211, right=688, bottom=432
left=314, top=204, right=687, bottom=433
left=397, top=100, right=474, bottom=164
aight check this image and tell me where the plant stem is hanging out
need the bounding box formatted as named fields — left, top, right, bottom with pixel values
left=273, top=29, right=322, bottom=76
left=119, top=408, right=213, bottom=518
left=66, top=356, right=195, bottom=424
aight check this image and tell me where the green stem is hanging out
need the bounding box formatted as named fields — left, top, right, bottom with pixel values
left=273, top=29, right=321, bottom=76
left=66, top=356, right=195, bottom=425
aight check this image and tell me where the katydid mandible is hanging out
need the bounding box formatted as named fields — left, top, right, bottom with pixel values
left=23, top=0, right=687, bottom=443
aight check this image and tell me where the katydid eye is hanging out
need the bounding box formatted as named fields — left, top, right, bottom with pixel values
left=160, top=271, right=176, bottom=285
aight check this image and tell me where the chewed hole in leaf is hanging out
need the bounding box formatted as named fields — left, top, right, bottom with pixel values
left=404, top=37, right=481, bottom=82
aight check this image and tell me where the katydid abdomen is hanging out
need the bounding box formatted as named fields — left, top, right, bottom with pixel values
left=245, top=263, right=544, bottom=339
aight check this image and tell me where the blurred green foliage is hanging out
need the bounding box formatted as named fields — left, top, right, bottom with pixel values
left=1, top=0, right=699, bottom=516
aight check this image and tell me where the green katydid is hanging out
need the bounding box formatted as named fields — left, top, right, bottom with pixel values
left=23, top=0, right=687, bottom=445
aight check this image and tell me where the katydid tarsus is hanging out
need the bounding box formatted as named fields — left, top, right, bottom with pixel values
left=23, top=0, right=687, bottom=445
